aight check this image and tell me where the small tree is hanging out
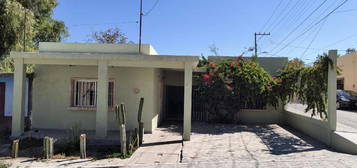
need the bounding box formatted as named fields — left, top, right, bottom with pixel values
left=88, top=27, right=132, bottom=44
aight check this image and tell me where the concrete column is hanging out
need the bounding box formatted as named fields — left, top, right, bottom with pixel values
left=11, top=58, right=26, bottom=137
left=96, top=60, right=108, bottom=138
left=183, top=62, right=192, bottom=141
left=328, top=50, right=337, bottom=131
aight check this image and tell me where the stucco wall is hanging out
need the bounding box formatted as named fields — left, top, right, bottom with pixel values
left=0, top=74, right=29, bottom=117
left=337, top=52, right=357, bottom=92
left=163, top=70, right=184, bottom=87
left=283, top=106, right=357, bottom=154
left=32, top=65, right=160, bottom=132
left=208, top=56, right=288, bottom=76
left=238, top=105, right=283, bottom=124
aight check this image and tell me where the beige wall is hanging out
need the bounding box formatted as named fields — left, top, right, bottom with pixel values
left=337, top=52, right=357, bottom=92
left=238, top=105, right=283, bottom=124
left=32, top=65, right=162, bottom=133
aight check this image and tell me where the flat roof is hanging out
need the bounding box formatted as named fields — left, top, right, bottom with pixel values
left=11, top=52, right=199, bottom=62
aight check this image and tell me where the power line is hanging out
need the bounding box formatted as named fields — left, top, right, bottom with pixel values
left=269, top=0, right=305, bottom=34
left=259, top=0, right=283, bottom=32
left=144, top=0, right=160, bottom=16
left=273, top=0, right=349, bottom=55
left=264, top=1, right=294, bottom=32
left=269, top=1, right=299, bottom=32
left=323, top=33, right=357, bottom=48
left=269, top=0, right=329, bottom=53
left=299, top=19, right=328, bottom=59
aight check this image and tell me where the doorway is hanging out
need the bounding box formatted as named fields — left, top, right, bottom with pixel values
left=164, top=85, right=184, bottom=121
left=0, top=82, right=10, bottom=131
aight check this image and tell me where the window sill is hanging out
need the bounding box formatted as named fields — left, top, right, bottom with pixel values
left=68, top=107, right=115, bottom=112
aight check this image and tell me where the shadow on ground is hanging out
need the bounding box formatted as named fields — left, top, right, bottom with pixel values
left=159, top=121, right=331, bottom=155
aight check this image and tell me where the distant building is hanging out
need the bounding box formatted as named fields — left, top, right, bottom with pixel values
left=337, top=52, right=357, bottom=92
left=208, top=56, right=288, bottom=76
left=0, top=73, right=31, bottom=131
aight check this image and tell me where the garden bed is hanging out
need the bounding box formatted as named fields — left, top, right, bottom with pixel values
left=0, top=137, right=137, bottom=160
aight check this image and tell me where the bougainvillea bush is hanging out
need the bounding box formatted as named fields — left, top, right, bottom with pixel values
left=196, top=56, right=280, bottom=123
left=273, top=54, right=334, bottom=119
left=196, top=54, right=333, bottom=122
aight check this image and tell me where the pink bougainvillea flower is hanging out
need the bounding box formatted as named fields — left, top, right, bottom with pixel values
left=236, top=55, right=243, bottom=61
left=202, top=74, right=210, bottom=79
left=266, top=85, right=273, bottom=91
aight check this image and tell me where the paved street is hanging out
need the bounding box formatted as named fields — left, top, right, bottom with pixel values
left=287, top=103, right=357, bottom=132
left=337, top=109, right=357, bottom=132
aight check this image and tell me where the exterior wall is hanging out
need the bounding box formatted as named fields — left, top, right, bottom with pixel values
left=337, top=52, right=357, bottom=92
left=238, top=105, right=283, bottom=124
left=208, top=56, right=288, bottom=76
left=163, top=70, right=184, bottom=86
left=283, top=109, right=330, bottom=145
left=32, top=65, right=160, bottom=133
left=0, top=74, right=29, bottom=117
left=284, top=106, right=357, bottom=154
left=152, top=69, right=163, bottom=128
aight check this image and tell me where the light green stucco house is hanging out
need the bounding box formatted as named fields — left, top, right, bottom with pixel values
left=10, top=42, right=290, bottom=141
left=10, top=42, right=199, bottom=140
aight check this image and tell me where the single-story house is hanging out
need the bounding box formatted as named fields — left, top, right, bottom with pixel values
left=0, top=73, right=31, bottom=131
left=10, top=42, right=199, bottom=140
left=9, top=42, right=288, bottom=141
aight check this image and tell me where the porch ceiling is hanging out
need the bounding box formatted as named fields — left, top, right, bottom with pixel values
left=10, top=52, right=199, bottom=69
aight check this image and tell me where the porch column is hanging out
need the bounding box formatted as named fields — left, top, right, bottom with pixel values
left=11, top=58, right=26, bottom=137
left=96, top=60, right=108, bottom=138
left=183, top=62, right=192, bottom=141
left=328, top=50, right=337, bottom=131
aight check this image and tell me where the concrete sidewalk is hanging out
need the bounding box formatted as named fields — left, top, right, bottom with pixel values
left=3, top=123, right=357, bottom=167
left=182, top=123, right=357, bottom=167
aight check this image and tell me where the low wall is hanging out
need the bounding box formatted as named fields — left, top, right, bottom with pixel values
left=283, top=109, right=331, bottom=145
left=284, top=107, right=357, bottom=154
left=238, top=105, right=283, bottom=124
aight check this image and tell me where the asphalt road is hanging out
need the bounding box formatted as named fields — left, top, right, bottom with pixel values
left=337, top=109, right=357, bottom=132
left=286, top=103, right=357, bottom=132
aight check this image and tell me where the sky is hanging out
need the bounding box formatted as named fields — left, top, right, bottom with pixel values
left=53, top=0, right=357, bottom=64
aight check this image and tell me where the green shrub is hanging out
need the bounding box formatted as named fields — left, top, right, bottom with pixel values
left=0, top=162, right=11, bottom=168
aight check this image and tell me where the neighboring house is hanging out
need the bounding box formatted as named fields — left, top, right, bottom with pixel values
left=337, top=52, right=357, bottom=91
left=208, top=56, right=288, bottom=76
left=0, top=73, right=31, bottom=131
left=10, top=42, right=199, bottom=140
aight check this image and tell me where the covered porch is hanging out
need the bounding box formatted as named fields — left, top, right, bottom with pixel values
left=9, top=43, right=199, bottom=141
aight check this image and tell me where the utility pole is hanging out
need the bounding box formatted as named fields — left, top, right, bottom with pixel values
left=254, top=32, right=270, bottom=57
left=138, top=0, right=143, bottom=54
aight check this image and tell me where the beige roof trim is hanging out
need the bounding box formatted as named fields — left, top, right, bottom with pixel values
left=10, top=52, right=199, bottom=69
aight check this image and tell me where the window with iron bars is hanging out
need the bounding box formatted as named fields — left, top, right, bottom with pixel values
left=71, top=79, right=114, bottom=108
